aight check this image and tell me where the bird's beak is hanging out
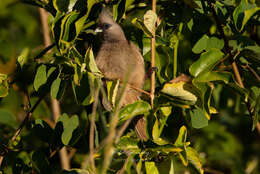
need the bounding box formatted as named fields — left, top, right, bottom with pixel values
left=95, top=27, right=103, bottom=33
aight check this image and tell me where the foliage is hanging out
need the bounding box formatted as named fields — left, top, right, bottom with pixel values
left=0, top=0, right=260, bottom=173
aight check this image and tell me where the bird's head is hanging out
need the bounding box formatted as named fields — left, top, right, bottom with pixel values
left=95, top=8, right=126, bottom=42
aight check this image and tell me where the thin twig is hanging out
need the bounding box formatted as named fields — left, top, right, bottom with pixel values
left=0, top=96, right=44, bottom=167
left=101, top=74, right=129, bottom=174
left=150, top=0, right=157, bottom=108
left=204, top=168, right=224, bottom=174
left=116, top=151, right=131, bottom=174
left=173, top=22, right=183, bottom=78
left=115, top=118, right=133, bottom=143
left=89, top=84, right=100, bottom=173
left=241, top=64, right=260, bottom=82
left=128, top=84, right=150, bottom=96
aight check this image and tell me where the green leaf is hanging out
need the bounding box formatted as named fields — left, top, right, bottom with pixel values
left=252, top=93, right=260, bottom=131
left=17, top=47, right=29, bottom=68
left=152, top=117, right=169, bottom=145
left=228, top=83, right=249, bottom=101
left=73, top=63, right=82, bottom=86
left=233, top=0, right=260, bottom=31
left=132, top=18, right=153, bottom=37
left=118, top=101, right=151, bottom=123
left=0, top=74, right=9, bottom=97
left=194, top=71, right=232, bottom=84
left=116, top=135, right=140, bottom=153
left=145, top=162, right=159, bottom=174
left=60, top=11, right=80, bottom=42
left=192, top=35, right=208, bottom=54
left=47, top=67, right=57, bottom=77
left=87, top=0, right=97, bottom=17
left=143, top=10, right=157, bottom=35
left=183, top=0, right=200, bottom=8
left=32, top=151, right=51, bottom=173
left=169, top=158, right=175, bottom=174
left=206, top=37, right=224, bottom=51
left=174, top=126, right=187, bottom=147
left=192, top=36, right=224, bottom=54
left=72, top=72, right=94, bottom=105
left=190, top=107, right=208, bottom=129
left=161, top=81, right=198, bottom=104
left=58, top=113, right=79, bottom=145
left=192, top=81, right=214, bottom=118
left=53, top=0, right=77, bottom=13
left=189, top=49, right=224, bottom=77
left=85, top=48, right=102, bottom=75
left=34, top=65, right=47, bottom=91
left=186, top=147, right=204, bottom=174
left=32, top=119, right=54, bottom=143
left=51, top=77, right=61, bottom=99
left=106, top=80, right=120, bottom=108
left=0, top=110, right=18, bottom=129
left=152, top=107, right=172, bottom=145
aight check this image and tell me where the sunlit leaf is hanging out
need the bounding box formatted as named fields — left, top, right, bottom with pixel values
left=118, top=101, right=151, bottom=123
left=53, top=0, right=77, bottom=13
left=174, top=126, right=187, bottom=147
left=17, top=48, right=29, bottom=68
left=148, top=145, right=183, bottom=153
left=143, top=10, right=157, bottom=35
left=152, top=117, right=169, bottom=145
left=0, top=73, right=9, bottom=97
left=132, top=18, right=153, bottom=37
left=192, top=35, right=208, bottom=54
left=187, top=147, right=204, bottom=174
left=194, top=71, right=232, bottom=84
left=85, top=48, right=102, bottom=75
left=116, top=135, right=140, bottom=153
left=145, top=162, right=159, bottom=174
left=161, top=81, right=198, bottom=104
left=169, top=158, right=175, bottom=174
left=233, top=0, right=260, bottom=31
left=106, top=80, right=120, bottom=108
left=189, top=49, right=224, bottom=77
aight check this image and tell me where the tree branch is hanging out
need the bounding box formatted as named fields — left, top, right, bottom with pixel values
left=39, top=7, right=70, bottom=170
left=208, top=1, right=260, bottom=133
left=0, top=95, right=44, bottom=167
left=150, top=0, right=157, bottom=108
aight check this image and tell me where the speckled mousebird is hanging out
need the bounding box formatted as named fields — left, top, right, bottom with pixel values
left=95, top=8, right=147, bottom=140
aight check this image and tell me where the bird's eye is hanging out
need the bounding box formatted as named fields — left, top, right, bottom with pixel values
left=103, top=23, right=111, bottom=30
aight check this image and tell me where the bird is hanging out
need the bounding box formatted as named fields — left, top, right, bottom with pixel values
left=95, top=8, right=147, bottom=140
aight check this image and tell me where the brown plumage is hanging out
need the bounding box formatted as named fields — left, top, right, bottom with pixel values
left=95, top=8, right=147, bottom=140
